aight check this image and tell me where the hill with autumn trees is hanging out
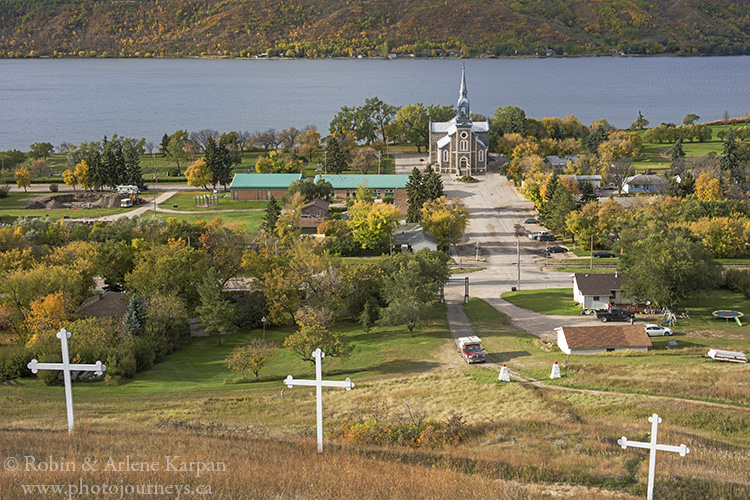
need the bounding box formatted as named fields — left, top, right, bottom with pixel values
left=0, top=0, right=748, bottom=58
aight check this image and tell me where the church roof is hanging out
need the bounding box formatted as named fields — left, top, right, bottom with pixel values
left=430, top=118, right=489, bottom=134
left=436, top=136, right=451, bottom=149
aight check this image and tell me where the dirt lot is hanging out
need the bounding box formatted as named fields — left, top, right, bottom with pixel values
left=24, top=192, right=122, bottom=210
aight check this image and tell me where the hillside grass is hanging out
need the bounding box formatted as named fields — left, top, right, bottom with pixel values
left=3, top=297, right=750, bottom=498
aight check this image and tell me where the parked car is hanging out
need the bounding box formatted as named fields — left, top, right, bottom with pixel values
left=644, top=324, right=673, bottom=336
left=529, top=231, right=552, bottom=240
left=594, top=307, right=635, bottom=323
left=593, top=251, right=616, bottom=258
left=545, top=245, right=568, bottom=254
left=457, top=336, right=486, bottom=364
left=537, top=234, right=556, bottom=242
left=523, top=218, right=538, bottom=224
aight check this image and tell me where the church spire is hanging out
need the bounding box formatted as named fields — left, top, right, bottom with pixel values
left=456, top=64, right=471, bottom=125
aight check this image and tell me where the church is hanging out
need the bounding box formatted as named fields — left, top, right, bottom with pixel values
left=429, top=66, right=490, bottom=176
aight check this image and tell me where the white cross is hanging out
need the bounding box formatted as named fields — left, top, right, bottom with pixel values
left=283, top=348, right=354, bottom=453
left=27, top=328, right=106, bottom=434
left=618, top=413, right=690, bottom=500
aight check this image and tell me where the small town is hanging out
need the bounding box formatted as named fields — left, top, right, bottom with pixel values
left=1, top=2, right=750, bottom=498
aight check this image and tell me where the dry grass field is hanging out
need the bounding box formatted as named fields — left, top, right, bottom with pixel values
left=1, top=298, right=749, bottom=499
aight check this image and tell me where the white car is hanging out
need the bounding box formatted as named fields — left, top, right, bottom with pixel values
left=644, top=324, right=673, bottom=337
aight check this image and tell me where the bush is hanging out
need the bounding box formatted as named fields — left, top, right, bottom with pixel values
left=48, top=183, right=59, bottom=192
left=725, top=268, right=750, bottom=299
left=0, top=344, right=33, bottom=381
left=227, top=292, right=267, bottom=329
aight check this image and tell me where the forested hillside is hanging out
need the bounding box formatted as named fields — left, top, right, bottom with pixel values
left=0, top=0, right=748, bottom=58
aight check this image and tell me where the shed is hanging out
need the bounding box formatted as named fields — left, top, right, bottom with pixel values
left=556, top=325, right=652, bottom=355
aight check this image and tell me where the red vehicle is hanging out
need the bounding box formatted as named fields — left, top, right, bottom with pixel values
left=457, top=336, right=486, bottom=363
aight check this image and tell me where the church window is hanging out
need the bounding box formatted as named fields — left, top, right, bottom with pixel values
left=443, top=150, right=448, bottom=162
left=460, top=131, right=468, bottom=139
left=478, top=150, right=484, bottom=162
left=460, top=140, right=468, bottom=151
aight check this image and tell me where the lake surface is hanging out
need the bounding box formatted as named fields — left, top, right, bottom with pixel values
left=1, top=56, right=749, bottom=151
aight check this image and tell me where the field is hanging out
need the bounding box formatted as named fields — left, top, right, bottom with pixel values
left=2, top=295, right=749, bottom=498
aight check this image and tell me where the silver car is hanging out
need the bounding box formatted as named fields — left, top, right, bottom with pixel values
left=644, top=324, right=673, bottom=336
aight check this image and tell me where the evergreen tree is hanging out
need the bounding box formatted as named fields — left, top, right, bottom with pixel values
left=720, top=129, right=743, bottom=187
left=669, top=138, right=685, bottom=162
left=262, top=196, right=282, bottom=232
left=123, top=139, right=143, bottom=186
left=124, top=295, right=147, bottom=337
left=160, top=133, right=170, bottom=156
left=325, top=136, right=348, bottom=174
left=544, top=182, right=576, bottom=236
left=585, top=125, right=609, bottom=155
left=405, top=167, right=425, bottom=223
left=423, top=165, right=444, bottom=200
left=578, top=181, right=598, bottom=207
left=205, top=138, right=233, bottom=190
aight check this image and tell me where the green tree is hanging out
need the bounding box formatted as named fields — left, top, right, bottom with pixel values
left=669, top=139, right=686, bottom=162
left=619, top=225, right=722, bottom=309
left=195, top=268, right=236, bottom=346
left=683, top=113, right=700, bottom=125
left=124, top=295, right=147, bottom=337
left=287, top=178, right=334, bottom=202
left=159, top=133, right=170, bottom=156
left=325, top=136, right=348, bottom=174
left=720, top=129, right=743, bottom=187
left=585, top=123, right=610, bottom=155
left=378, top=251, right=449, bottom=337
left=631, top=110, right=649, bottom=130
left=578, top=181, right=598, bottom=207
left=405, top=167, right=425, bottom=223
left=423, top=165, right=444, bottom=200
left=29, top=142, right=54, bottom=161
left=262, top=195, right=282, bottom=233
left=165, top=130, right=190, bottom=175
left=542, top=182, right=577, bottom=236
left=393, top=103, right=429, bottom=152
left=283, top=310, right=353, bottom=363
left=204, top=138, right=233, bottom=191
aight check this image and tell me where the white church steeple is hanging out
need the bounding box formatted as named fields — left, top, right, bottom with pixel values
left=456, top=64, right=471, bottom=125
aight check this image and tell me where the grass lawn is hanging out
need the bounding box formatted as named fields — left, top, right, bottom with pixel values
left=146, top=211, right=265, bottom=231
left=501, top=288, right=581, bottom=316
left=159, top=191, right=267, bottom=211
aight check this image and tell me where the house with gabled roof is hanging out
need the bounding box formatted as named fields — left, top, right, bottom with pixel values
left=573, top=273, right=630, bottom=310
left=75, top=291, right=127, bottom=319
left=556, top=325, right=652, bottom=355
left=392, top=223, right=439, bottom=252
left=622, top=174, right=669, bottom=194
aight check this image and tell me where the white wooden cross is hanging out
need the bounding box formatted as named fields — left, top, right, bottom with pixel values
left=283, top=348, right=354, bottom=453
left=27, top=328, right=106, bottom=434
left=618, top=413, right=690, bottom=500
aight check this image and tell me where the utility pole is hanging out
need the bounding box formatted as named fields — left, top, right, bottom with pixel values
left=590, top=234, right=594, bottom=271
left=516, top=235, right=521, bottom=291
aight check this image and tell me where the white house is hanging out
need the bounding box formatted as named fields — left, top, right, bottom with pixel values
left=556, top=325, right=652, bottom=355
left=622, top=174, right=669, bottom=194
left=573, top=273, right=631, bottom=310
left=559, top=174, right=602, bottom=188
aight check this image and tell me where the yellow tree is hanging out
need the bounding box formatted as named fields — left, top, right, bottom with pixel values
left=185, top=157, right=212, bottom=190
left=420, top=196, right=470, bottom=248
left=597, top=130, right=642, bottom=175
left=347, top=199, right=401, bottom=250
left=14, top=167, right=30, bottom=192
left=74, top=160, right=91, bottom=190
left=24, top=292, right=73, bottom=347
left=62, top=168, right=77, bottom=191
left=694, top=171, right=723, bottom=201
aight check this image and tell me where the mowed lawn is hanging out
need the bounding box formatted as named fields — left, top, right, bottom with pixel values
left=2, top=304, right=451, bottom=430
left=501, top=288, right=581, bottom=315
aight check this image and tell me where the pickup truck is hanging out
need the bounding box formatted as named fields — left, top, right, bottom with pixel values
left=594, top=307, right=635, bottom=323
left=457, top=336, right=486, bottom=363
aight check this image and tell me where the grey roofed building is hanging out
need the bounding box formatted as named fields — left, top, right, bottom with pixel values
left=76, top=291, right=128, bottom=319
left=622, top=174, right=669, bottom=194
left=573, top=273, right=631, bottom=310
left=392, top=223, right=439, bottom=252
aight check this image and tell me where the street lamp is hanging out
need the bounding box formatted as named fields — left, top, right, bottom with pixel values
left=261, top=316, right=267, bottom=342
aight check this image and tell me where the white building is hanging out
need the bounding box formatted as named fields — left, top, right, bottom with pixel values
left=573, top=273, right=631, bottom=310
left=556, top=325, right=652, bottom=355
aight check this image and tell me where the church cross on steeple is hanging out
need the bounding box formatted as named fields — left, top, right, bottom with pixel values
left=456, top=64, right=471, bottom=125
